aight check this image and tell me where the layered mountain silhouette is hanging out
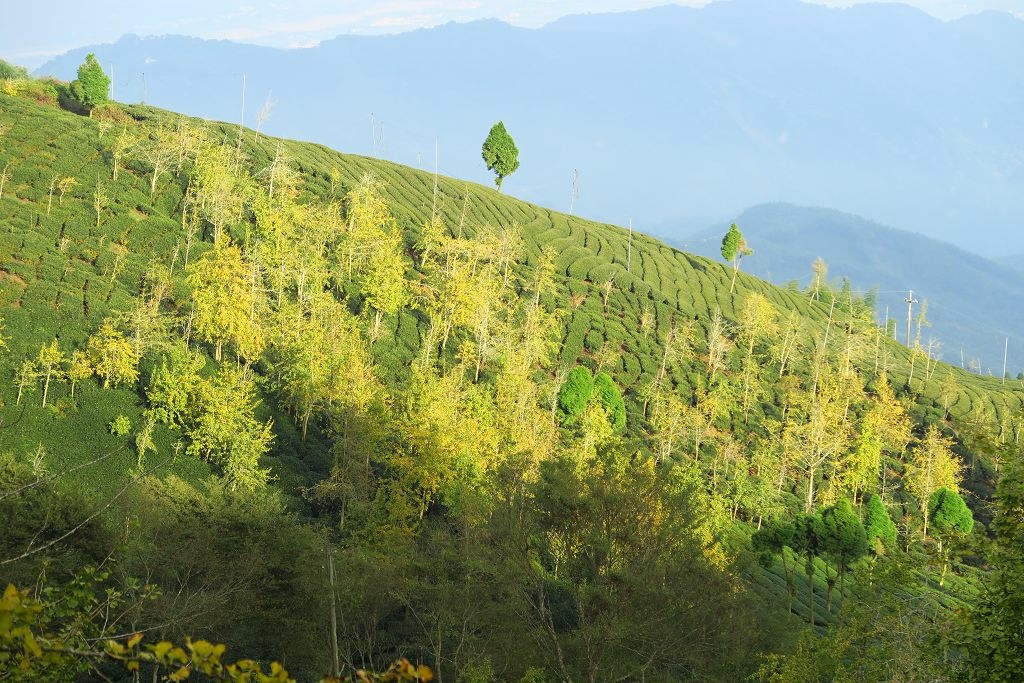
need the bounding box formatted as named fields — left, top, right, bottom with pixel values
left=36, top=0, right=1024, bottom=256
left=682, top=203, right=1024, bottom=375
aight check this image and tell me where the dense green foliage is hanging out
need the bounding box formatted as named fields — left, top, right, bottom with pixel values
left=68, top=53, right=110, bottom=113
left=960, top=456, right=1024, bottom=682
left=480, top=120, right=519, bottom=190
left=929, top=487, right=974, bottom=537
left=0, top=59, right=29, bottom=81
left=0, top=85, right=1022, bottom=681
left=593, top=370, right=626, bottom=433
left=557, top=365, right=593, bottom=422
left=720, top=222, right=752, bottom=293
left=863, top=493, right=897, bottom=553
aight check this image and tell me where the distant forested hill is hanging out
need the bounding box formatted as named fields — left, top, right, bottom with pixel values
left=34, top=0, right=1024, bottom=255
left=681, top=203, right=1024, bottom=375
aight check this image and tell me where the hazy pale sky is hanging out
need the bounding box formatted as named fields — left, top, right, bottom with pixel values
left=3, top=0, right=1022, bottom=67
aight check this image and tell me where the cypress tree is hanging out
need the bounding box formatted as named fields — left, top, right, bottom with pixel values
left=593, top=371, right=626, bottom=433
left=481, top=121, right=520, bottom=190
left=69, top=53, right=110, bottom=114
left=864, top=493, right=897, bottom=554
left=928, top=487, right=974, bottom=537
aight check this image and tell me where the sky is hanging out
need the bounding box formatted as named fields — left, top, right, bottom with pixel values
left=3, top=0, right=1022, bottom=67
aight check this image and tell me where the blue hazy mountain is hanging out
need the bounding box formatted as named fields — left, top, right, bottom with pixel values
left=36, top=0, right=1024, bottom=256
left=681, top=203, right=1024, bottom=375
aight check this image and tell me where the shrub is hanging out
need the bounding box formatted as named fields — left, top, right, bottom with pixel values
left=558, top=367, right=594, bottom=423
left=0, top=59, right=29, bottom=80
left=593, top=371, right=626, bottom=433
left=863, top=493, right=897, bottom=554
left=109, top=414, right=131, bottom=436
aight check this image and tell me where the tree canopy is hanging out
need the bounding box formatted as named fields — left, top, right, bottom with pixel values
left=68, top=53, right=110, bottom=113
left=721, top=223, right=752, bottom=292
left=481, top=120, right=520, bottom=190
left=863, top=493, right=897, bottom=553
left=928, top=487, right=974, bottom=537
left=557, top=366, right=594, bottom=423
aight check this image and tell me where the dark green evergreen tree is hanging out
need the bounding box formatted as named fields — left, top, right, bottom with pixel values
left=557, top=366, right=594, bottom=424
left=863, top=493, right=897, bottom=554
left=928, top=487, right=973, bottom=585
left=752, top=520, right=798, bottom=614
left=820, top=498, right=868, bottom=609
left=793, top=513, right=826, bottom=626
left=481, top=121, right=520, bottom=191
left=961, top=459, right=1024, bottom=681
left=69, top=53, right=110, bottom=114
left=593, top=371, right=626, bottom=433
left=928, top=487, right=973, bottom=537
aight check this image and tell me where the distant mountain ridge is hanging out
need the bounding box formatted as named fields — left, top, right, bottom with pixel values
left=35, top=0, right=1024, bottom=255
left=682, top=203, right=1024, bottom=374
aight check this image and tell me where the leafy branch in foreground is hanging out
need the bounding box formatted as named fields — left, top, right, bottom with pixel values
left=1, top=584, right=432, bottom=682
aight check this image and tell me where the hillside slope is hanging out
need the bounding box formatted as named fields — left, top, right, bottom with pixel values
left=2, top=88, right=1023, bottom=679
left=1, top=91, right=1022, bottom=514
left=681, top=203, right=1024, bottom=374
left=2, top=92, right=1020, bottom=413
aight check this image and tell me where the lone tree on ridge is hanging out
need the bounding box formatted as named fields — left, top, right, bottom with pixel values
left=721, top=222, right=752, bottom=293
left=481, top=120, right=520, bottom=191
left=69, top=53, right=110, bottom=115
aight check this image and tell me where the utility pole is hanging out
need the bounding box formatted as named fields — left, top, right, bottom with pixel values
left=141, top=71, right=147, bottom=104
left=1003, top=337, right=1009, bottom=384
left=569, top=169, right=580, bottom=215
left=905, top=290, right=918, bottom=347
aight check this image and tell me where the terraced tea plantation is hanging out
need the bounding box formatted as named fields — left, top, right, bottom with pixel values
left=2, top=93, right=1022, bottom=490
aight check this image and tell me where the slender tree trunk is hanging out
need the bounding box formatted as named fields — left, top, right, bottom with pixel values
left=839, top=565, right=847, bottom=612
left=0, top=163, right=10, bottom=199
left=806, top=465, right=817, bottom=513
left=41, top=368, right=51, bottom=407
left=781, top=551, right=794, bottom=615
left=327, top=548, right=340, bottom=677
left=938, top=538, right=947, bottom=586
